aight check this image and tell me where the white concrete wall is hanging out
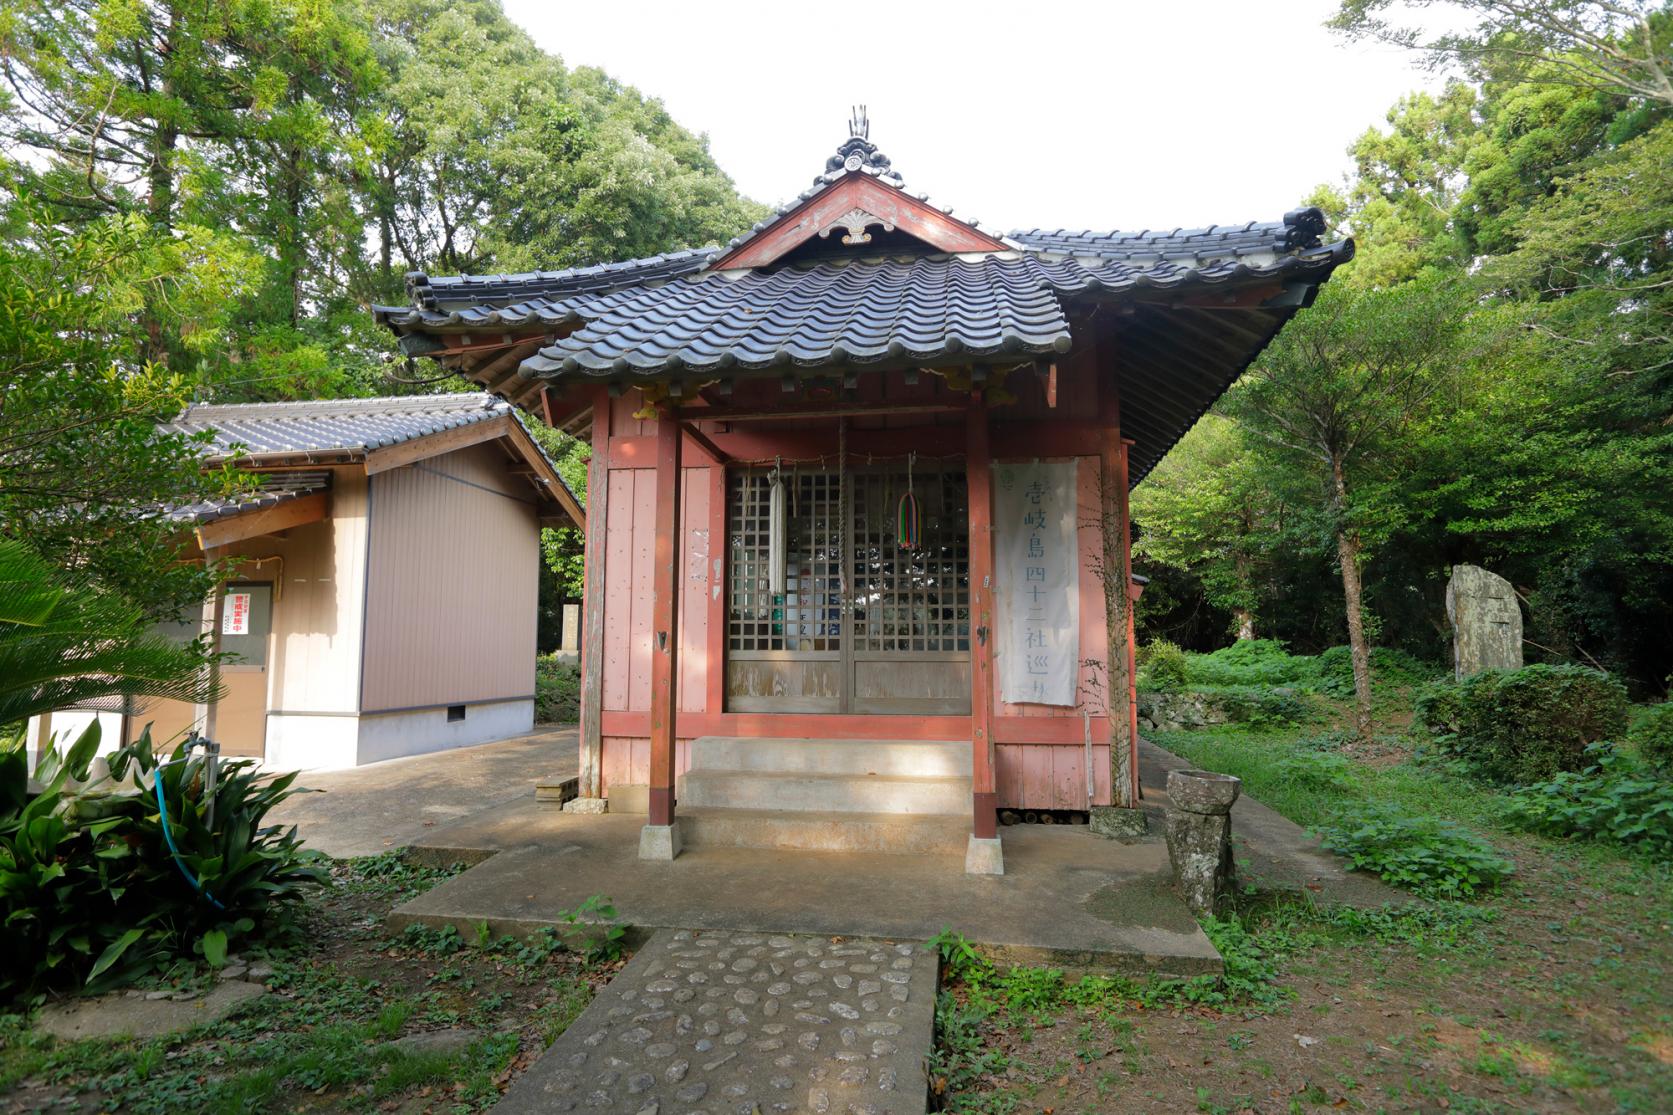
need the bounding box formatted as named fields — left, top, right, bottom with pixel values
left=24, top=711, right=126, bottom=770
left=265, top=713, right=362, bottom=772
left=355, top=699, right=534, bottom=766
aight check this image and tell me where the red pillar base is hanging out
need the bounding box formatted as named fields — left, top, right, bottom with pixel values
left=648, top=787, right=675, bottom=827
left=972, top=791, right=998, bottom=839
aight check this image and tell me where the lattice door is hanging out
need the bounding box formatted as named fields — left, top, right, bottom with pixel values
left=725, top=465, right=971, bottom=714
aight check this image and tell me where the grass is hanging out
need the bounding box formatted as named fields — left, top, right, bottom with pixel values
left=0, top=853, right=616, bottom=1113
left=933, top=680, right=1673, bottom=1113
left=1158, top=724, right=1504, bottom=830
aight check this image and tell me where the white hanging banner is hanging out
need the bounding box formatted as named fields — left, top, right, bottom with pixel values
left=993, top=460, right=1079, bottom=706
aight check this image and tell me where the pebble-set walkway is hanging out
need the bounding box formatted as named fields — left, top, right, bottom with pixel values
left=494, top=929, right=938, bottom=1115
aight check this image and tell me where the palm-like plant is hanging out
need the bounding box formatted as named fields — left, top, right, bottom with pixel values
left=0, top=537, right=215, bottom=735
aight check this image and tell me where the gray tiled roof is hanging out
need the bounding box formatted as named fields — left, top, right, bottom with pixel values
left=165, top=471, right=331, bottom=525
left=1009, top=208, right=1331, bottom=262
left=164, top=393, right=509, bottom=459
left=406, top=249, right=719, bottom=314
left=374, top=233, right=1347, bottom=380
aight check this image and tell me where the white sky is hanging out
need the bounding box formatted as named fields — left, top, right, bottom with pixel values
left=501, top=0, right=1444, bottom=233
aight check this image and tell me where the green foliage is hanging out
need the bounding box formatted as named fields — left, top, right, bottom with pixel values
left=1504, top=744, right=1673, bottom=855
left=1626, top=703, right=1673, bottom=770
left=1136, top=639, right=1189, bottom=690
left=1272, top=750, right=1363, bottom=796
left=0, top=538, right=214, bottom=732
left=1314, top=804, right=1514, bottom=898
left=1134, top=19, right=1673, bottom=692
left=1418, top=664, right=1630, bottom=783
left=0, top=207, right=256, bottom=618
left=536, top=655, right=582, bottom=723
left=0, top=728, right=325, bottom=1001
left=1183, top=640, right=1314, bottom=687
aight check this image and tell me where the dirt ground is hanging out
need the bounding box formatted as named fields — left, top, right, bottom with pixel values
left=939, top=836, right=1671, bottom=1113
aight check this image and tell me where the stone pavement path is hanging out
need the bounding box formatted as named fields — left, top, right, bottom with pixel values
left=494, top=929, right=937, bottom=1115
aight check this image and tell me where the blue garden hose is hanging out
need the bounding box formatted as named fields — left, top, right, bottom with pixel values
left=154, top=762, right=225, bottom=910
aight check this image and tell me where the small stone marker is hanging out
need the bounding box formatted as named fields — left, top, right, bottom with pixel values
left=35, top=979, right=267, bottom=1042
left=493, top=928, right=937, bottom=1115
left=1164, top=769, right=1240, bottom=918
left=561, top=604, right=581, bottom=654
left=1445, top=564, right=1523, bottom=680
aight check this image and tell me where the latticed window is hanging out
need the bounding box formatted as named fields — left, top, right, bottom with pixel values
left=725, top=466, right=968, bottom=654
left=726, top=470, right=844, bottom=652
left=849, top=470, right=969, bottom=653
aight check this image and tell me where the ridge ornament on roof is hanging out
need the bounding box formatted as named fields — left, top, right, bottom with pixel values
left=821, top=105, right=902, bottom=187
left=711, top=113, right=1005, bottom=270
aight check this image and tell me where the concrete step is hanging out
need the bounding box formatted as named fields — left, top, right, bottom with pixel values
left=678, top=807, right=969, bottom=855
left=688, top=736, right=971, bottom=777
left=679, top=768, right=970, bottom=815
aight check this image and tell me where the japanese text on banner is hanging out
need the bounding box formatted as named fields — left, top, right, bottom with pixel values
left=993, top=461, right=1079, bottom=706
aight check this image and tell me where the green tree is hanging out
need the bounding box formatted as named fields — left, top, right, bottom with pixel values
left=1130, top=417, right=1288, bottom=641
left=0, top=539, right=215, bottom=735
left=1228, top=273, right=1470, bottom=736
left=0, top=199, right=255, bottom=616
left=1330, top=1, right=1673, bottom=107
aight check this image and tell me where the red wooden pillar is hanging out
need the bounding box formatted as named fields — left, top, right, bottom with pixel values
left=576, top=386, right=612, bottom=801
left=965, top=398, right=1000, bottom=854
left=1117, top=439, right=1139, bottom=800
left=643, top=409, right=683, bottom=855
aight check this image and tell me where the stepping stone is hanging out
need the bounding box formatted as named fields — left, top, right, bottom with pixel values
left=35, top=980, right=267, bottom=1042
left=493, top=929, right=936, bottom=1114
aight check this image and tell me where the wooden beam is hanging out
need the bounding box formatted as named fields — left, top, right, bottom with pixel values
left=576, top=386, right=611, bottom=800
left=966, top=398, right=999, bottom=840
left=647, top=412, right=683, bottom=831
left=676, top=401, right=963, bottom=424
left=425, top=332, right=549, bottom=358
left=504, top=419, right=585, bottom=530
left=194, top=492, right=327, bottom=550
left=364, top=415, right=511, bottom=475
left=713, top=173, right=1007, bottom=270
left=681, top=424, right=730, bottom=465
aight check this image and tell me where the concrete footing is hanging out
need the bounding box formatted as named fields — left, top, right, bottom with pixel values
left=964, top=834, right=1004, bottom=875
left=562, top=796, right=607, bottom=815
left=1089, top=805, right=1149, bottom=840
left=637, top=822, right=682, bottom=860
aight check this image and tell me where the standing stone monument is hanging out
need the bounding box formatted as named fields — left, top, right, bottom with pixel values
left=1445, top=565, right=1523, bottom=680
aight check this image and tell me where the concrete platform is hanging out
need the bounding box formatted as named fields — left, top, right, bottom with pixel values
left=391, top=799, right=1220, bottom=975
left=268, top=726, right=577, bottom=858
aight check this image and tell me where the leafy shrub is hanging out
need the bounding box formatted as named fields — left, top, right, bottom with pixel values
left=1309, top=645, right=1440, bottom=698
left=1272, top=750, right=1362, bottom=795
left=1184, top=639, right=1310, bottom=687
left=1504, top=744, right=1673, bottom=855
left=1137, top=639, right=1189, bottom=690
left=1215, top=684, right=1315, bottom=727
left=1627, top=702, right=1673, bottom=770
left=535, top=655, right=581, bottom=722
left=1416, top=664, right=1629, bottom=783
left=1, top=726, right=325, bottom=1001
left=1313, top=805, right=1514, bottom=898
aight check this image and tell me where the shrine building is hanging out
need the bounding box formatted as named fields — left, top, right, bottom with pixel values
left=374, top=115, right=1352, bottom=873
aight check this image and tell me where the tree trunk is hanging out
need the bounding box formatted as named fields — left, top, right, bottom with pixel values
left=1233, top=551, right=1255, bottom=639
left=1102, top=444, right=1135, bottom=808
left=1330, top=454, right=1374, bottom=738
